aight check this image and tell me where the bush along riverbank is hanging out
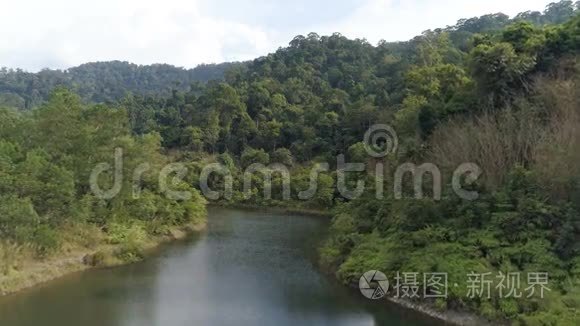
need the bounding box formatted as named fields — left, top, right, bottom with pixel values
left=0, top=89, right=208, bottom=295
left=0, top=219, right=206, bottom=296
left=320, top=145, right=580, bottom=323
left=141, top=11, right=580, bottom=323
left=211, top=203, right=332, bottom=218
left=0, top=2, right=578, bottom=323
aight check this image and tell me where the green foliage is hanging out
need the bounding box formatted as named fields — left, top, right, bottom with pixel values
left=32, top=225, right=60, bottom=257
left=270, top=148, right=294, bottom=166
left=107, top=222, right=147, bottom=262
left=0, top=61, right=241, bottom=109
left=106, top=2, right=579, bottom=166
left=322, top=165, right=580, bottom=322
left=0, top=89, right=206, bottom=257
left=0, top=195, right=41, bottom=243
left=469, top=42, right=535, bottom=105
left=0, top=2, right=578, bottom=323
left=217, top=152, right=236, bottom=169
left=241, top=147, right=270, bottom=168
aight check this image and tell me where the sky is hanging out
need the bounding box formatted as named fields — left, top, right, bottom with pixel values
left=0, top=0, right=555, bottom=72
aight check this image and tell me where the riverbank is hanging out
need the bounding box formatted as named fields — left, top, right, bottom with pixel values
left=0, top=206, right=492, bottom=326
left=215, top=203, right=333, bottom=218
left=386, top=297, right=495, bottom=326
left=0, top=220, right=207, bottom=297
left=222, top=204, right=491, bottom=325
left=0, top=203, right=328, bottom=298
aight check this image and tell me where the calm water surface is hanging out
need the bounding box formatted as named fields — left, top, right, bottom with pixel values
left=0, top=207, right=440, bottom=326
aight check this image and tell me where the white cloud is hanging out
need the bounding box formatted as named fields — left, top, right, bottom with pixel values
left=0, top=0, right=556, bottom=71
left=0, top=0, right=274, bottom=71
left=315, top=0, right=552, bottom=44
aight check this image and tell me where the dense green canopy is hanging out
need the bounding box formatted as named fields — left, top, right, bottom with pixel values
left=0, top=1, right=579, bottom=323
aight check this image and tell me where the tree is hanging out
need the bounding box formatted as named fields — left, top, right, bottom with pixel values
left=469, top=42, right=535, bottom=106
left=270, top=148, right=294, bottom=166
left=0, top=61, right=241, bottom=108
left=544, top=0, right=576, bottom=24
left=183, top=126, right=204, bottom=151
left=502, top=22, right=547, bottom=54
left=241, top=147, right=270, bottom=168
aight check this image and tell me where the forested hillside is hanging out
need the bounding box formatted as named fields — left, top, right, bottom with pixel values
left=0, top=89, right=206, bottom=283
left=0, top=61, right=239, bottom=109
left=120, top=1, right=579, bottom=155
left=1, top=0, right=579, bottom=324
left=116, top=1, right=580, bottom=323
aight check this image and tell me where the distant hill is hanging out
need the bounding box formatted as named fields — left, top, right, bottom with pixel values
left=0, top=61, right=243, bottom=109
left=0, top=0, right=577, bottom=110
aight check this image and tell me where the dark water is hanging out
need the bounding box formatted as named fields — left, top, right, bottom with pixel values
left=0, top=207, right=439, bottom=326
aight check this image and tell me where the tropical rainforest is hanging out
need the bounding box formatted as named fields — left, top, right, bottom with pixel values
left=1, top=0, right=579, bottom=324
left=0, top=61, right=240, bottom=109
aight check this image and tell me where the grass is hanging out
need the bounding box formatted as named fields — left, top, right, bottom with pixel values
left=0, top=219, right=207, bottom=296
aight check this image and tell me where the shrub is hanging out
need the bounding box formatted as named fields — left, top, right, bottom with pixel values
left=241, top=147, right=270, bottom=168
left=32, top=224, right=60, bottom=257
left=270, top=148, right=294, bottom=166
left=106, top=222, right=147, bottom=262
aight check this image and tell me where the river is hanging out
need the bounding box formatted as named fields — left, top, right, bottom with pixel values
left=0, top=207, right=440, bottom=326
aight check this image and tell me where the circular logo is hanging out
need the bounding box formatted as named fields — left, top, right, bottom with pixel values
left=359, top=270, right=389, bottom=299
left=363, top=124, right=398, bottom=158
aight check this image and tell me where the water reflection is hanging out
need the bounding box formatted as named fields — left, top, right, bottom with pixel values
left=0, top=207, right=438, bottom=326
